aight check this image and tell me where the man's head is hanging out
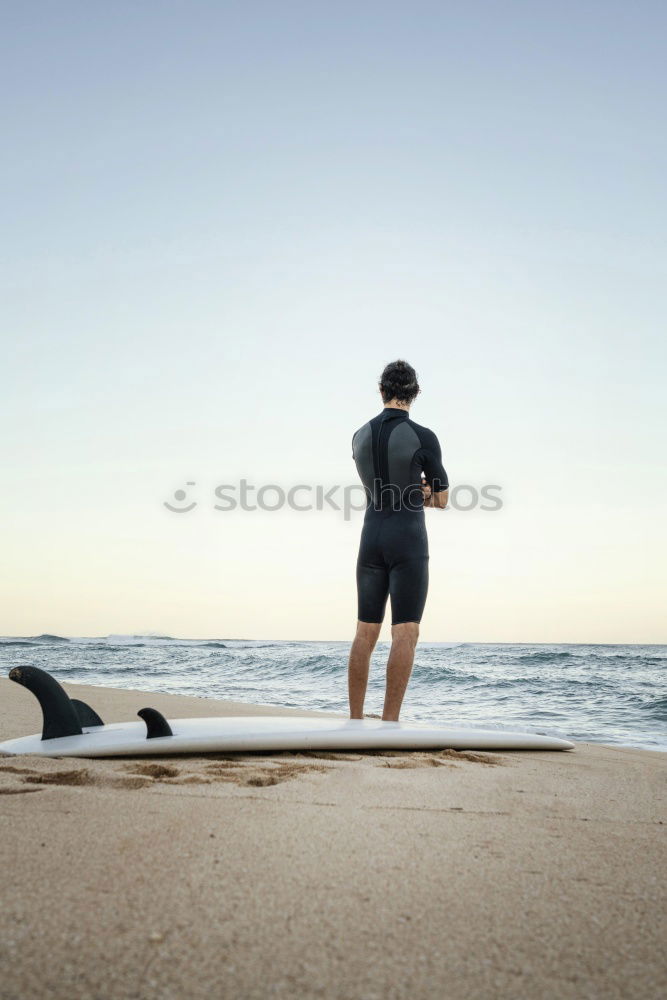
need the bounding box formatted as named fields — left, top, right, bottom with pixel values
left=379, top=360, right=420, bottom=407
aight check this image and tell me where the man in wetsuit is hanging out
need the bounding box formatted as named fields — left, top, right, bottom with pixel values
left=348, top=360, right=448, bottom=721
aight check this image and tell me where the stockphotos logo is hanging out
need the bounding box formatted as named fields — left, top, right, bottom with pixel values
left=163, top=480, right=503, bottom=519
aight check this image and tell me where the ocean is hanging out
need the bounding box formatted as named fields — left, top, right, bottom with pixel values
left=1, top=635, right=665, bottom=752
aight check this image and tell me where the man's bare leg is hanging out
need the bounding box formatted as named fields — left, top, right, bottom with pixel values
left=382, top=622, right=419, bottom=721
left=348, top=621, right=382, bottom=719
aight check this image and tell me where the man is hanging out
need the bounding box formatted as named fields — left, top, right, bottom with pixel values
left=348, top=360, right=448, bottom=721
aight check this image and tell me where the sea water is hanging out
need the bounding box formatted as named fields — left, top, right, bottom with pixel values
left=1, top=634, right=665, bottom=751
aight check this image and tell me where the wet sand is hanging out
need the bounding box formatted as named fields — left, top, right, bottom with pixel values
left=0, top=678, right=665, bottom=999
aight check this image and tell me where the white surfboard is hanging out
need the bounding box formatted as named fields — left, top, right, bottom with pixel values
left=0, top=715, right=574, bottom=757
left=1, top=666, right=574, bottom=757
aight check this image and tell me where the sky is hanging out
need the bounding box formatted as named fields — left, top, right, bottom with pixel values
left=1, top=1, right=665, bottom=642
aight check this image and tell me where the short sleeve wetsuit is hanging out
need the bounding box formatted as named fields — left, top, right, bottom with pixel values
left=352, top=407, right=448, bottom=625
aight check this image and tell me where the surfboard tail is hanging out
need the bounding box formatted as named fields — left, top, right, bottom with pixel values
left=8, top=665, right=104, bottom=740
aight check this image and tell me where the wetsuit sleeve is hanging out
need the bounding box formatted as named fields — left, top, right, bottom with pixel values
left=419, top=429, right=449, bottom=493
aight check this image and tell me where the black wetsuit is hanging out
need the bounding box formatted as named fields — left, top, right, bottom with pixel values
left=352, top=408, right=448, bottom=625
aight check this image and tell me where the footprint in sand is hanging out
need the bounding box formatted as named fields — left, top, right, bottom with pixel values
left=0, top=787, right=43, bottom=795
left=381, top=756, right=454, bottom=769
left=22, top=768, right=94, bottom=786
left=123, top=763, right=181, bottom=779
left=203, top=760, right=329, bottom=787
left=19, top=768, right=153, bottom=790
left=243, top=762, right=328, bottom=787
left=447, top=750, right=503, bottom=766
left=0, top=764, right=44, bottom=776
left=124, top=763, right=214, bottom=785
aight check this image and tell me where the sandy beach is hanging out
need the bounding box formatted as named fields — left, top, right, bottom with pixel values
left=0, top=678, right=665, bottom=1000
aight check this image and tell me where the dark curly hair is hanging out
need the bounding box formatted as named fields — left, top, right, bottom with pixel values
left=379, top=359, right=420, bottom=405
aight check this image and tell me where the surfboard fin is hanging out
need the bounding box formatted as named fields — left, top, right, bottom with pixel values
left=70, top=699, right=105, bottom=728
left=8, top=665, right=84, bottom=741
left=138, top=707, right=173, bottom=739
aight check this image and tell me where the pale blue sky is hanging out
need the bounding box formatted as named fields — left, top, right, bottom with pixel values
left=1, top=1, right=665, bottom=640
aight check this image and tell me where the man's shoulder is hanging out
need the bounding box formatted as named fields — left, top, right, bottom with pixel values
left=352, top=418, right=373, bottom=443
left=353, top=412, right=382, bottom=437
left=405, top=417, right=439, bottom=448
